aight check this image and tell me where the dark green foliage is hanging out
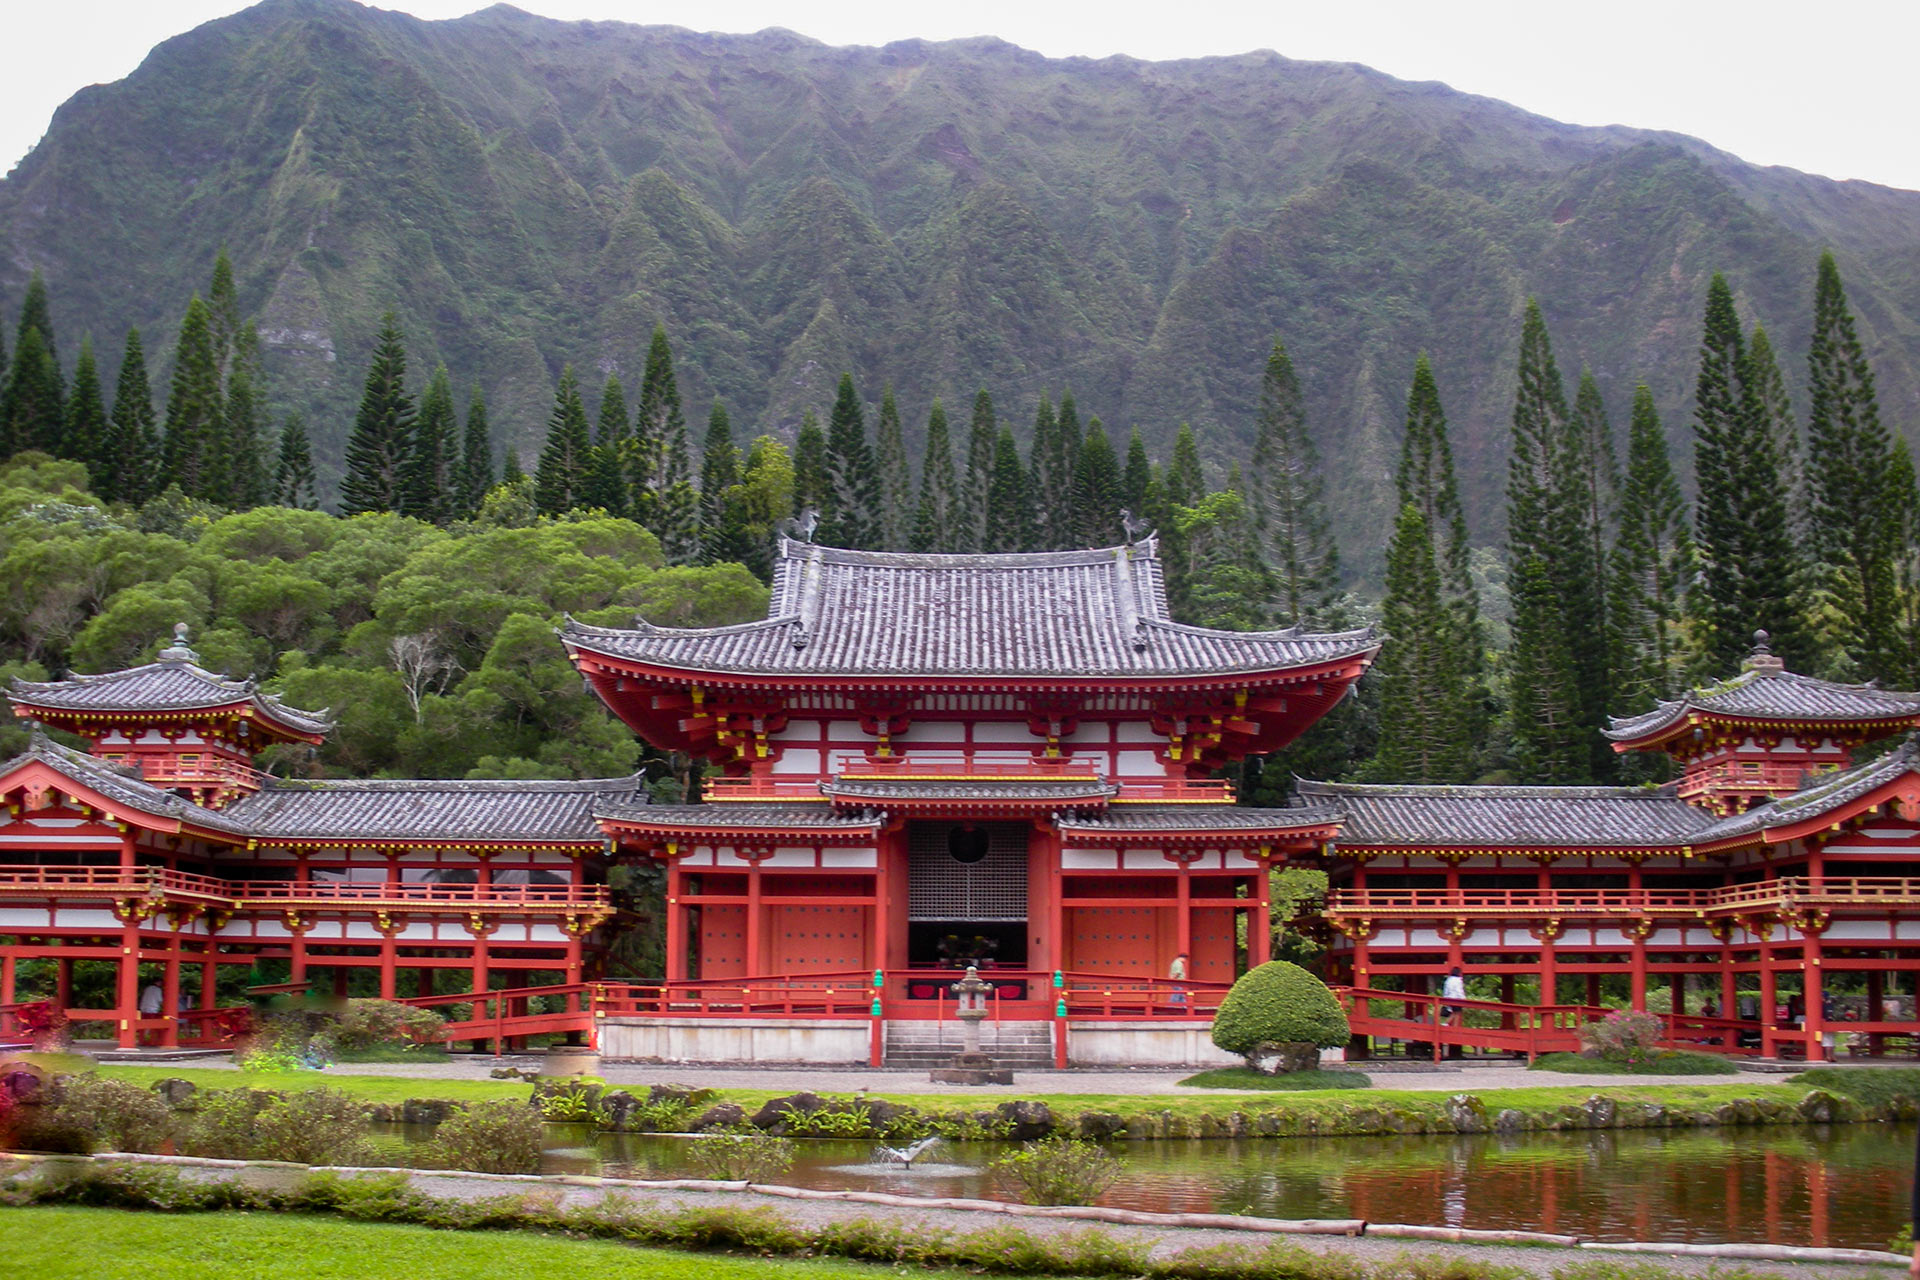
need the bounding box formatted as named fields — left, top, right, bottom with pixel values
left=819, top=372, right=879, bottom=549
left=534, top=364, right=591, bottom=515
left=3, top=325, right=65, bottom=457
left=219, top=362, right=267, bottom=509
left=1025, top=394, right=1062, bottom=547
left=1805, top=251, right=1902, bottom=681
left=102, top=328, right=159, bottom=504
left=1690, top=274, right=1807, bottom=673
left=160, top=295, right=223, bottom=499
left=1122, top=428, right=1152, bottom=514
left=984, top=425, right=1032, bottom=553
left=1365, top=505, right=1472, bottom=783
left=1507, top=555, right=1586, bottom=782
left=428, top=1100, right=545, bottom=1174
left=959, top=389, right=996, bottom=553
left=206, top=247, right=241, bottom=380
left=455, top=386, right=492, bottom=518
left=1608, top=386, right=1690, bottom=716
left=398, top=364, right=454, bottom=522
left=873, top=386, right=911, bottom=549
left=1530, top=1050, right=1734, bottom=1075
left=1177, top=1067, right=1371, bottom=1091
left=1164, top=424, right=1204, bottom=508
left=1209, top=961, right=1350, bottom=1055
left=632, top=325, right=697, bottom=561
left=989, top=1136, right=1123, bottom=1206
left=1171, top=488, right=1272, bottom=631
left=1248, top=339, right=1339, bottom=628
left=1069, top=418, right=1122, bottom=548
left=698, top=399, right=741, bottom=563
left=791, top=410, right=828, bottom=521
left=1745, top=325, right=1798, bottom=513
left=339, top=313, right=416, bottom=516
left=911, top=398, right=957, bottom=553
left=1793, top=1066, right=1920, bottom=1109
left=63, top=336, right=108, bottom=475
left=273, top=413, right=319, bottom=508
left=14, top=270, right=58, bottom=367
left=11, top=1074, right=174, bottom=1155
left=583, top=375, right=629, bottom=517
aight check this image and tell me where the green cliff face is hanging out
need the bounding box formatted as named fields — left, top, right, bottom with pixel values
left=5, top=0, right=1918, bottom=567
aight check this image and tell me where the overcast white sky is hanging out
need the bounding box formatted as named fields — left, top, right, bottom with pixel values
left=5, top=1, right=1919, bottom=192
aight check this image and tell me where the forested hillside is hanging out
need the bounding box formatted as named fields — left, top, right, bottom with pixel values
left=4, top=0, right=1920, bottom=573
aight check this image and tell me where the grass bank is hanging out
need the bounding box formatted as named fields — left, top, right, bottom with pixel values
left=95, top=1066, right=531, bottom=1106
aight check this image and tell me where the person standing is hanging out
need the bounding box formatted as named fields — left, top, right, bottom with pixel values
left=1441, top=967, right=1466, bottom=1024
left=138, top=981, right=164, bottom=1046
left=1168, top=952, right=1189, bottom=1005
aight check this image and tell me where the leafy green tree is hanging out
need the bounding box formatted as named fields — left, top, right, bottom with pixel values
left=102, top=328, right=160, bottom=505
left=1069, top=418, right=1122, bottom=547
left=792, top=410, right=828, bottom=522
left=534, top=364, right=592, bottom=516
left=1889, top=438, right=1920, bottom=689
left=63, top=336, right=108, bottom=475
left=911, top=398, right=957, bottom=552
left=1364, top=504, right=1473, bottom=783
left=206, top=247, right=243, bottom=381
left=1025, top=394, right=1062, bottom=547
left=221, top=362, right=267, bottom=509
left=1607, top=385, right=1692, bottom=716
left=1122, top=427, right=1152, bottom=515
left=1248, top=339, right=1340, bottom=628
left=631, top=324, right=687, bottom=536
left=401, top=364, right=455, bottom=522
left=819, top=373, right=880, bottom=549
left=1172, top=487, right=1273, bottom=631
left=959, top=389, right=996, bottom=552
left=1691, top=273, right=1806, bottom=673
left=729, top=435, right=795, bottom=578
left=273, top=413, right=319, bottom=509
left=1053, top=391, right=1083, bottom=517
left=13, top=271, right=57, bottom=367
left=1165, top=424, right=1205, bottom=508
left=1507, top=555, right=1586, bottom=782
left=1565, top=368, right=1618, bottom=777
left=455, top=386, right=493, bottom=519
left=698, top=399, right=740, bottom=564
left=1209, top=961, right=1349, bottom=1070
left=874, top=386, right=911, bottom=550
left=340, top=313, right=416, bottom=516
left=1805, top=251, right=1902, bottom=681
left=2, top=324, right=65, bottom=458
left=583, top=375, right=629, bottom=516
left=1745, top=325, right=1799, bottom=518
left=160, top=295, right=224, bottom=499
left=983, top=425, right=1033, bottom=553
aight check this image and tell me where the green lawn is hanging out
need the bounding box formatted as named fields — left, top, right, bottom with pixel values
left=0, top=1207, right=949, bottom=1280
left=94, top=1066, right=532, bottom=1105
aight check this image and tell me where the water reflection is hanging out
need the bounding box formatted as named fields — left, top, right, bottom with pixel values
left=368, top=1122, right=1915, bottom=1251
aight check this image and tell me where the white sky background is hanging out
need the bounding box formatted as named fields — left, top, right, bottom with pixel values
left=4, top=1, right=1919, bottom=192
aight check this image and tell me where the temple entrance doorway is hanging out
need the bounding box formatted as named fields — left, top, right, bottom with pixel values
left=905, top=820, right=1029, bottom=976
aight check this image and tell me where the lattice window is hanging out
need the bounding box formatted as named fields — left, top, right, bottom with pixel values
left=907, top=821, right=1029, bottom=922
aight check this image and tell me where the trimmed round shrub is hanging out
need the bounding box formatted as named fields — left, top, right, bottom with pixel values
left=1209, top=962, right=1349, bottom=1067
left=12, top=1074, right=176, bottom=1154
left=429, top=1100, right=547, bottom=1174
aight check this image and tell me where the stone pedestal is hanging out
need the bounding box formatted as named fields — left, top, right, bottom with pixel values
left=928, top=965, right=1013, bottom=1083
left=929, top=1051, right=1015, bottom=1085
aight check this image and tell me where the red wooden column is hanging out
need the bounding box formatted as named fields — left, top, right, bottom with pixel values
left=1759, top=943, right=1779, bottom=1056
left=1536, top=859, right=1556, bottom=1005
left=663, top=855, right=687, bottom=982
left=291, top=848, right=311, bottom=985
left=160, top=926, right=181, bottom=1048
left=1625, top=861, right=1649, bottom=1011
left=378, top=928, right=398, bottom=1001
left=1351, top=860, right=1371, bottom=988
left=1175, top=854, right=1193, bottom=959
left=0, top=952, right=12, bottom=1005
left=116, top=831, right=141, bottom=1049
left=200, top=940, right=217, bottom=1013
left=1247, top=851, right=1272, bottom=968
left=745, top=850, right=765, bottom=977
left=1802, top=927, right=1826, bottom=1062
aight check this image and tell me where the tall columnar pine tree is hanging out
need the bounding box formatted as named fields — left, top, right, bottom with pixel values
left=699, top=399, right=741, bottom=563
left=792, top=411, right=829, bottom=521
left=206, top=247, right=243, bottom=381
left=103, top=328, right=160, bottom=504
left=273, top=413, right=319, bottom=509
left=500, top=445, right=526, bottom=485
left=1165, top=424, right=1205, bottom=508
left=959, top=389, right=997, bottom=552
left=340, top=312, right=417, bottom=516
left=1565, top=369, right=1619, bottom=778
left=1122, top=427, right=1153, bottom=515
left=874, top=386, right=912, bottom=550
left=1070, top=418, right=1122, bottom=547
left=1805, top=251, right=1903, bottom=681
left=1053, top=391, right=1083, bottom=514
left=1026, top=395, right=1063, bottom=548
left=1397, top=354, right=1486, bottom=770
left=631, top=324, right=686, bottom=529
left=584, top=376, right=630, bottom=516
left=455, top=387, right=493, bottom=518
left=1507, top=555, right=1588, bottom=782
left=1505, top=301, right=1607, bottom=781
left=3, top=274, right=64, bottom=456
left=984, top=425, right=1034, bottom=553
left=911, top=398, right=958, bottom=552
left=160, top=295, right=224, bottom=500
left=401, top=364, right=456, bottom=522
left=534, top=364, right=592, bottom=516
left=1607, top=384, right=1692, bottom=717
left=1888, top=439, right=1920, bottom=689
left=63, top=336, right=108, bottom=476
left=1364, top=505, right=1474, bottom=783
left=11, top=269, right=58, bottom=367
left=1690, top=273, right=1807, bottom=673
left=220, top=362, right=267, bottom=509
left=1745, top=325, right=1799, bottom=521
left=1248, top=339, right=1341, bottom=628
left=820, top=373, right=881, bottom=549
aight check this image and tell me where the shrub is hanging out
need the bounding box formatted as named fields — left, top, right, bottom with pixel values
left=11, top=1074, right=175, bottom=1154
left=1531, top=1050, right=1734, bottom=1075
left=178, top=1089, right=271, bottom=1159
left=1795, top=1066, right=1920, bottom=1110
left=1578, top=1010, right=1664, bottom=1065
left=314, top=999, right=446, bottom=1059
left=250, top=1088, right=373, bottom=1165
left=429, top=1100, right=546, bottom=1174
left=988, top=1136, right=1123, bottom=1206
left=683, top=1125, right=796, bottom=1182
left=1209, top=961, right=1350, bottom=1068
left=534, top=1078, right=606, bottom=1123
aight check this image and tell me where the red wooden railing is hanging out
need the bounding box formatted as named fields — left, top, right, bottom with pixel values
left=706, top=755, right=1234, bottom=803
left=400, top=982, right=597, bottom=1054
left=0, top=863, right=608, bottom=914
left=1677, top=760, right=1817, bottom=800
left=1325, top=876, right=1920, bottom=918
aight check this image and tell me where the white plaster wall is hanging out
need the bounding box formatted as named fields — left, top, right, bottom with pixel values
left=598, top=1017, right=870, bottom=1063
left=1067, top=1022, right=1340, bottom=1068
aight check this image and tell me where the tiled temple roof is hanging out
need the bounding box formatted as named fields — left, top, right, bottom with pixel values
left=227, top=776, right=645, bottom=842
left=1058, top=804, right=1344, bottom=833
left=1695, top=736, right=1920, bottom=843
left=0, top=734, right=248, bottom=834
left=594, top=802, right=882, bottom=832
left=1605, top=668, right=1920, bottom=742
left=1294, top=780, right=1714, bottom=849
left=562, top=537, right=1377, bottom=679
left=822, top=777, right=1121, bottom=805
left=10, top=658, right=333, bottom=738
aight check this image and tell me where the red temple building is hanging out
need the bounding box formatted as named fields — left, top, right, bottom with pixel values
left=5, top=535, right=1919, bottom=1067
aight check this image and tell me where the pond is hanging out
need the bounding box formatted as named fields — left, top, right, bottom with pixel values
left=370, top=1122, right=1917, bottom=1252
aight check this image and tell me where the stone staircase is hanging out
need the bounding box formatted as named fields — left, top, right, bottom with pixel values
left=883, top=1019, right=1054, bottom=1068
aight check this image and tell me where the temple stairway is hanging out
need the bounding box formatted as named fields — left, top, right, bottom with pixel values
left=882, top=1019, right=1054, bottom=1068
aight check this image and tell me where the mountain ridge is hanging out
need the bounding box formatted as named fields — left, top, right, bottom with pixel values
left=3, top=0, right=1918, bottom=575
